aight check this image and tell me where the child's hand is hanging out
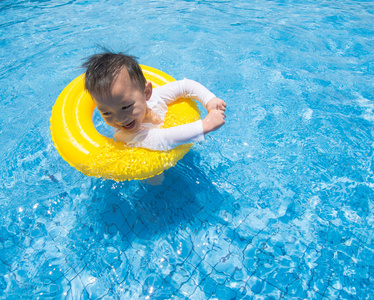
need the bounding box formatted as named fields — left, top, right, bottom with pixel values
left=202, top=108, right=226, bottom=134
left=206, top=97, right=227, bottom=112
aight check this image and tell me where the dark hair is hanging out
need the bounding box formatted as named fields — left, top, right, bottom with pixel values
left=82, top=52, right=146, bottom=99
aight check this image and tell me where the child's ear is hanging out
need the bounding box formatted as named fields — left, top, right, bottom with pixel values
left=144, top=81, right=153, bottom=101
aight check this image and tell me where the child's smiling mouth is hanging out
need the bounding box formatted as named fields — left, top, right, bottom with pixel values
left=122, top=120, right=136, bottom=130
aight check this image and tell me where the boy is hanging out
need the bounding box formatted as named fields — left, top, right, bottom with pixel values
left=83, top=52, right=226, bottom=151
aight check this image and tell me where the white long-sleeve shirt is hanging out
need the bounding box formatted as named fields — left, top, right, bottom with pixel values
left=114, top=78, right=215, bottom=151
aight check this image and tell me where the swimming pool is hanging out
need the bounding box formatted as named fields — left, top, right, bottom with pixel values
left=1, top=0, right=373, bottom=298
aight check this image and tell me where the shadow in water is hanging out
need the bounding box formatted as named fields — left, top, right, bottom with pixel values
left=88, top=150, right=228, bottom=245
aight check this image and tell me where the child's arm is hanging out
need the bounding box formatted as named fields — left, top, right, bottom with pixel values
left=115, top=109, right=225, bottom=151
left=156, top=79, right=226, bottom=111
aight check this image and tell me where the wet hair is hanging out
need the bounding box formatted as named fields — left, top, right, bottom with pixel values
left=82, top=51, right=146, bottom=99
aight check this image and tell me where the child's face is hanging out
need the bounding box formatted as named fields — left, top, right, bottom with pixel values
left=93, top=68, right=152, bottom=133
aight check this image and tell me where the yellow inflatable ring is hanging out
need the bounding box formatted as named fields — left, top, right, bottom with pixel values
left=50, top=65, right=200, bottom=181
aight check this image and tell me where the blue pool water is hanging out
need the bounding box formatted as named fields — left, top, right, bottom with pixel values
left=1, top=0, right=374, bottom=298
